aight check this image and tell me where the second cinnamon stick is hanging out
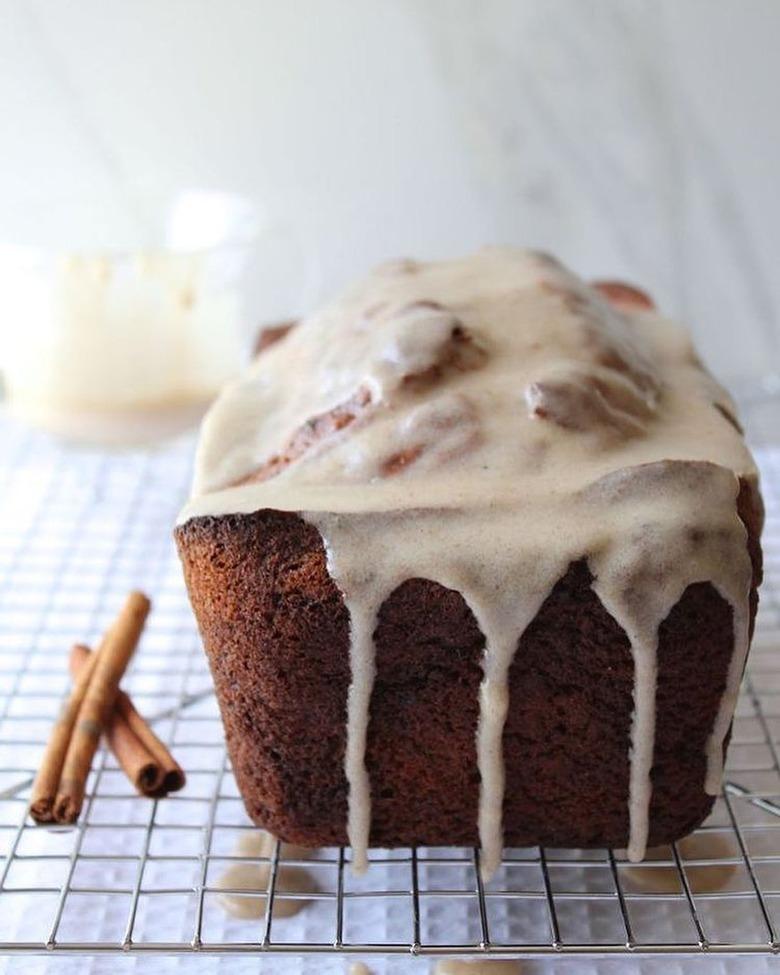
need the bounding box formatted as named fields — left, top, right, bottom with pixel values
left=69, top=643, right=185, bottom=797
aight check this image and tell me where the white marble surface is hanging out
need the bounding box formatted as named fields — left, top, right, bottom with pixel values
left=0, top=0, right=778, bottom=386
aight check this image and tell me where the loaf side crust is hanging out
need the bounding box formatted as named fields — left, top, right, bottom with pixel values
left=175, top=476, right=761, bottom=850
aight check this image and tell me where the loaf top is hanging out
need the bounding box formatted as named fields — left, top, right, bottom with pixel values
left=180, top=246, right=755, bottom=520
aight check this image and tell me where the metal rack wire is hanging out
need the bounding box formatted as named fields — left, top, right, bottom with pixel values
left=1, top=408, right=780, bottom=959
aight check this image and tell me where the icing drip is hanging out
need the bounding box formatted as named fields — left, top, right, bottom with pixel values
left=179, top=247, right=760, bottom=878
left=467, top=558, right=570, bottom=879
left=587, top=461, right=753, bottom=861
left=621, top=835, right=738, bottom=894
left=433, top=962, right=524, bottom=975
left=312, top=520, right=388, bottom=875
left=343, top=601, right=378, bottom=875
left=215, top=831, right=315, bottom=920
left=348, top=964, right=375, bottom=975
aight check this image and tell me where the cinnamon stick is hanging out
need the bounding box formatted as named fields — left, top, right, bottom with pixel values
left=53, top=591, right=151, bottom=824
left=30, top=650, right=100, bottom=823
left=117, top=692, right=186, bottom=797
left=69, top=643, right=185, bottom=797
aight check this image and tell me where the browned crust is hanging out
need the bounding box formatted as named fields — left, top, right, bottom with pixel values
left=175, top=473, right=761, bottom=850
left=231, top=386, right=373, bottom=487
left=592, top=280, right=655, bottom=311
left=253, top=320, right=297, bottom=357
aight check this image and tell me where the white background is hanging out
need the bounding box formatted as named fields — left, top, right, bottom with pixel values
left=0, top=0, right=778, bottom=384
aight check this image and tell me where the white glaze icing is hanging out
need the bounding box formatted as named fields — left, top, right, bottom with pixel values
left=178, top=247, right=759, bottom=880
left=432, top=962, right=524, bottom=975
left=619, top=835, right=738, bottom=894
left=215, top=830, right=316, bottom=920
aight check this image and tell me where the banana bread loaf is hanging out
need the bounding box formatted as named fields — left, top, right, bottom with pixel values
left=176, top=248, right=762, bottom=878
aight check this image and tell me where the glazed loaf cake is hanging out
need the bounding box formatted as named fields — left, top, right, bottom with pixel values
left=176, top=248, right=762, bottom=878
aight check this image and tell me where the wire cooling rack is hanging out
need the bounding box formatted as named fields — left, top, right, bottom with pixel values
left=1, top=405, right=780, bottom=960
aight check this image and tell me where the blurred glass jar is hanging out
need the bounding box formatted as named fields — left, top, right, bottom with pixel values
left=0, top=190, right=312, bottom=444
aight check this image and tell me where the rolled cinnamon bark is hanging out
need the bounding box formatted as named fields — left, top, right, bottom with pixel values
left=30, top=651, right=100, bottom=824
left=69, top=644, right=161, bottom=795
left=69, top=643, right=185, bottom=797
left=115, top=693, right=186, bottom=796
left=53, top=591, right=151, bottom=824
